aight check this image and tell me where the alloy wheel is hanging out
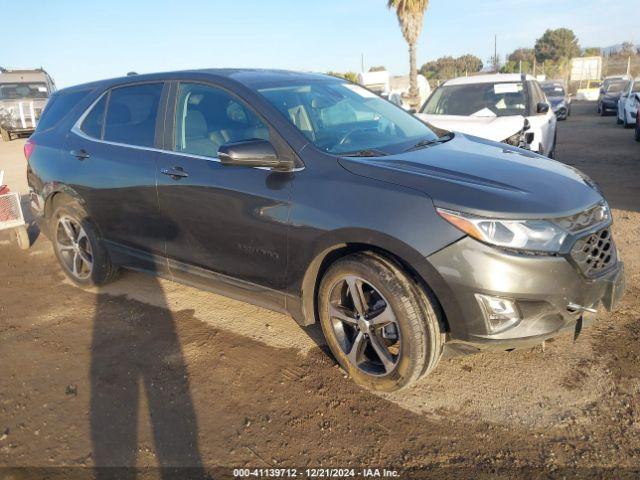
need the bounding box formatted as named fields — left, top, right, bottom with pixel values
left=327, top=275, right=401, bottom=376
left=55, top=215, right=93, bottom=280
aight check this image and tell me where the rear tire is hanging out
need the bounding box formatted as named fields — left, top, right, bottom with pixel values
left=50, top=203, right=119, bottom=287
left=318, top=252, right=443, bottom=392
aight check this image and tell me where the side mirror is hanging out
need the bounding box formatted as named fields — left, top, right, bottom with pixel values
left=218, top=139, right=290, bottom=170
left=537, top=102, right=550, bottom=114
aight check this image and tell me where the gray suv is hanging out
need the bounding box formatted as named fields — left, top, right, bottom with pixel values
left=26, top=69, right=625, bottom=391
left=0, top=67, right=55, bottom=141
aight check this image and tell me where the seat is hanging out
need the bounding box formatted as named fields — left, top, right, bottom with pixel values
left=183, top=110, right=218, bottom=157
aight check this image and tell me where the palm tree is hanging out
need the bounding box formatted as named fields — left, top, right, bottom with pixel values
left=387, top=0, right=429, bottom=107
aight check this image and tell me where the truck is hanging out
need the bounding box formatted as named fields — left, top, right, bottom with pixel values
left=0, top=68, right=56, bottom=141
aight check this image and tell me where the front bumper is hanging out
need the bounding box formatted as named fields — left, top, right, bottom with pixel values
left=428, top=236, right=625, bottom=354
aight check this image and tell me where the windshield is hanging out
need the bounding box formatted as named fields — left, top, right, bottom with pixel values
left=0, top=82, right=49, bottom=100
left=542, top=85, right=565, bottom=97
left=421, top=82, right=527, bottom=117
left=606, top=81, right=627, bottom=93
left=257, top=81, right=438, bottom=155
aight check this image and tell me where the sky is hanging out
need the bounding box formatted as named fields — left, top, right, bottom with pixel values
left=2, top=0, right=637, bottom=88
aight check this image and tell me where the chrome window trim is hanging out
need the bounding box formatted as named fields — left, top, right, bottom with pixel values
left=70, top=90, right=304, bottom=172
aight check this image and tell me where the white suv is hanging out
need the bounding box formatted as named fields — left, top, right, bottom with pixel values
left=418, top=74, right=558, bottom=157
left=617, top=77, right=639, bottom=128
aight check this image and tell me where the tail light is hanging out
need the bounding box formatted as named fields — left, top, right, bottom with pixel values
left=24, top=139, right=35, bottom=162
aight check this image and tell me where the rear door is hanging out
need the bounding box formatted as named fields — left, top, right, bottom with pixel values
left=68, top=82, right=168, bottom=259
left=155, top=81, right=293, bottom=297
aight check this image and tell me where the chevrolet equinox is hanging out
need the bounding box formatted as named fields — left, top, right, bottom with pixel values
left=26, top=70, right=626, bottom=391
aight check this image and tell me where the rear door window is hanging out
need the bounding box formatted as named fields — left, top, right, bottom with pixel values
left=103, top=83, right=163, bottom=147
left=80, top=94, right=108, bottom=139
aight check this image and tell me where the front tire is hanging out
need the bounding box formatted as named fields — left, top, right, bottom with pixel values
left=318, top=252, right=443, bottom=392
left=51, top=203, right=119, bottom=287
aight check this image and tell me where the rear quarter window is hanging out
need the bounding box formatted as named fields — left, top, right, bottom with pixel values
left=36, top=89, right=91, bottom=132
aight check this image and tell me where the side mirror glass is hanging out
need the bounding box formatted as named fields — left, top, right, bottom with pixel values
left=537, top=102, right=550, bottom=114
left=218, top=139, right=291, bottom=170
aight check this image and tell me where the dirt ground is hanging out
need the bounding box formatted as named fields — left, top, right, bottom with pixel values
left=1, top=103, right=639, bottom=479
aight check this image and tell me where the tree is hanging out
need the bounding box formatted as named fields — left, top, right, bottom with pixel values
left=534, top=28, right=580, bottom=63
left=456, top=54, right=483, bottom=75
left=419, top=54, right=482, bottom=81
left=583, top=47, right=601, bottom=57
left=388, top=0, right=429, bottom=107
left=327, top=71, right=358, bottom=83
left=488, top=53, right=501, bottom=73
left=619, top=41, right=638, bottom=57
left=369, top=66, right=387, bottom=72
left=508, top=48, right=535, bottom=64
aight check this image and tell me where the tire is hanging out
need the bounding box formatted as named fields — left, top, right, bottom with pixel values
left=635, top=121, right=640, bottom=142
left=13, top=225, right=30, bottom=250
left=600, top=104, right=607, bottom=116
left=50, top=202, right=119, bottom=287
left=597, top=102, right=601, bottom=114
left=318, top=252, right=444, bottom=392
left=1, top=129, right=10, bottom=142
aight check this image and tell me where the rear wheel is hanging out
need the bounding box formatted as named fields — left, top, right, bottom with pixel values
left=51, top=203, right=119, bottom=287
left=318, top=252, right=443, bottom=392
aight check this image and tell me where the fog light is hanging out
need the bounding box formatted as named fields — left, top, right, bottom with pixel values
left=475, top=294, right=520, bottom=333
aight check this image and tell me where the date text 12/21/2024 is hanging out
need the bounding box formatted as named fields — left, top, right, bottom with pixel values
left=233, top=468, right=400, bottom=478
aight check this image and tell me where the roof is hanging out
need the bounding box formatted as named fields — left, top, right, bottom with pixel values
left=443, top=73, right=533, bottom=86
left=58, top=68, right=339, bottom=94
left=0, top=69, right=51, bottom=83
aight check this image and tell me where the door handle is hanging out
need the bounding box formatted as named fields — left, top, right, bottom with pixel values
left=160, top=166, right=189, bottom=179
left=70, top=149, right=90, bottom=160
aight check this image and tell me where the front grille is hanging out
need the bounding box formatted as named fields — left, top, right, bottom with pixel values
left=570, top=228, right=617, bottom=277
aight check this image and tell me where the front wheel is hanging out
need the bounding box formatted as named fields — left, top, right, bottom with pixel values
left=318, top=252, right=443, bottom=392
left=51, top=203, right=119, bottom=287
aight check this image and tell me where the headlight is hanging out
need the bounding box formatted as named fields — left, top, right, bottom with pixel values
left=437, top=208, right=567, bottom=253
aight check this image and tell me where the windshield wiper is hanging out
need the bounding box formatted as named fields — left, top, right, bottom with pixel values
left=403, top=132, right=454, bottom=152
left=341, top=149, right=388, bottom=157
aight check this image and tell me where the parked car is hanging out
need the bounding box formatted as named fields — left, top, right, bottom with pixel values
left=598, top=79, right=629, bottom=115
left=26, top=70, right=625, bottom=391
left=617, top=77, right=640, bottom=128
left=0, top=68, right=55, bottom=141
left=541, top=81, right=571, bottom=120
left=418, top=73, right=557, bottom=157
left=635, top=94, right=640, bottom=142
left=576, top=80, right=601, bottom=101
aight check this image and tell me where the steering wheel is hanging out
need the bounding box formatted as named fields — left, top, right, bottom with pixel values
left=337, top=127, right=378, bottom=146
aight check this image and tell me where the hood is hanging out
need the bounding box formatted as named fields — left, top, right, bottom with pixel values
left=548, top=96, right=565, bottom=105
left=416, top=113, right=523, bottom=142
left=338, top=133, right=603, bottom=219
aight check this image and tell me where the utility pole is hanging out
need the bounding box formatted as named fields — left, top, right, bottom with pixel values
left=494, top=34, right=497, bottom=72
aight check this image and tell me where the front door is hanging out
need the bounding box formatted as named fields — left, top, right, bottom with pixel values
left=155, top=81, right=293, bottom=295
